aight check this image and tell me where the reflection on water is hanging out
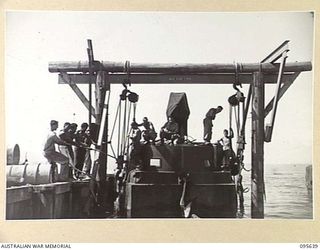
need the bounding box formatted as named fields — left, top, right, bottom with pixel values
left=241, top=164, right=313, bottom=219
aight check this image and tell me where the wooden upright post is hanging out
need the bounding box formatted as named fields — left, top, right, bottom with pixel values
left=97, top=75, right=110, bottom=181
left=95, top=71, right=104, bottom=125
left=251, top=71, right=265, bottom=218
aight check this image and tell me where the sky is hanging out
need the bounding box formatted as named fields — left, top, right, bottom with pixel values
left=5, top=11, right=314, bottom=171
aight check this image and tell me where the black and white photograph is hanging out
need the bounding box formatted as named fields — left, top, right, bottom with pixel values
left=5, top=11, right=313, bottom=223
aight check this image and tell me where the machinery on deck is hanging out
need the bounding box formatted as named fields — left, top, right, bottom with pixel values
left=118, top=92, right=238, bottom=218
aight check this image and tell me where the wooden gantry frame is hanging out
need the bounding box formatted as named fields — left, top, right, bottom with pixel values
left=48, top=40, right=312, bottom=218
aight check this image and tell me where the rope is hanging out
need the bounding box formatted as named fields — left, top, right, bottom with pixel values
left=109, top=144, right=117, bottom=159
left=133, top=103, right=137, bottom=121
left=234, top=106, right=240, bottom=139
left=241, top=97, right=245, bottom=137
left=124, top=102, right=132, bottom=153
left=121, top=98, right=128, bottom=155
left=125, top=127, right=133, bottom=159
left=229, top=104, right=232, bottom=134
left=238, top=106, right=240, bottom=134
left=110, top=100, right=121, bottom=141
left=117, top=100, right=122, bottom=157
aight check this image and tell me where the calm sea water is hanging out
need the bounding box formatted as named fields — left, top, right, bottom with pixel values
left=241, top=164, right=313, bottom=219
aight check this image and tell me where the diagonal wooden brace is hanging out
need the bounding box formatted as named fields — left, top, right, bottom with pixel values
left=264, top=51, right=288, bottom=142
left=264, top=71, right=301, bottom=118
left=59, top=72, right=96, bottom=118
left=261, top=40, right=289, bottom=63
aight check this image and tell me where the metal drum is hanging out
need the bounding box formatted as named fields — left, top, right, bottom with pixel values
left=6, top=163, right=58, bottom=186
left=24, top=163, right=59, bottom=184
left=6, top=144, right=20, bottom=165
left=6, top=164, right=27, bottom=186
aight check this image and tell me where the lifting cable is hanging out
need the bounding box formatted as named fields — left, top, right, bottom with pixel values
left=108, top=60, right=139, bottom=173
left=121, top=94, right=128, bottom=156
left=117, top=100, right=122, bottom=157
left=229, top=62, right=248, bottom=216
left=109, top=100, right=121, bottom=142
left=124, top=102, right=133, bottom=155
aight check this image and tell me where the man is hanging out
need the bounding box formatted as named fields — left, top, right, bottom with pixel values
left=74, top=123, right=90, bottom=179
left=58, top=122, right=73, bottom=161
left=203, top=106, right=223, bottom=144
left=59, top=122, right=78, bottom=179
left=129, top=121, right=142, bottom=166
left=218, top=128, right=234, bottom=169
left=138, top=117, right=157, bottom=144
left=43, top=120, right=70, bottom=180
left=83, top=128, right=93, bottom=176
left=160, top=116, right=179, bottom=144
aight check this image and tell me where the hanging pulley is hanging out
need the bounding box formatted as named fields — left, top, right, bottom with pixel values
left=228, top=62, right=245, bottom=106
left=120, top=89, right=139, bottom=103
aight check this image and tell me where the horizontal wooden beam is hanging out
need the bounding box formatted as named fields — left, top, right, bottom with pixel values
left=58, top=72, right=299, bottom=85
left=49, top=61, right=312, bottom=74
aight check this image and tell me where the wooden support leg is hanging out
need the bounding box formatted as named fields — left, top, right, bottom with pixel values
left=251, top=71, right=265, bottom=218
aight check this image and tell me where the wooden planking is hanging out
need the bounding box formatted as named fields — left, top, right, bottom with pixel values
left=49, top=61, right=312, bottom=74
left=58, top=73, right=298, bottom=85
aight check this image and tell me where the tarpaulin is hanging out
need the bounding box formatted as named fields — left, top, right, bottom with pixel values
left=166, top=93, right=190, bottom=136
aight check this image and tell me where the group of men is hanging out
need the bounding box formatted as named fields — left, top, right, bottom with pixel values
left=130, top=116, right=180, bottom=146
left=130, top=105, right=234, bottom=169
left=130, top=105, right=225, bottom=149
left=44, top=105, right=232, bottom=177
left=43, top=120, right=92, bottom=181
